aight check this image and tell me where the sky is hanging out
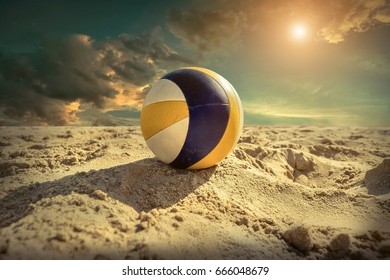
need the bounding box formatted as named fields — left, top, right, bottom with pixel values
left=0, top=0, right=389, bottom=126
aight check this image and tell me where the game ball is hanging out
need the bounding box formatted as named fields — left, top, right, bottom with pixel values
left=140, top=67, right=243, bottom=169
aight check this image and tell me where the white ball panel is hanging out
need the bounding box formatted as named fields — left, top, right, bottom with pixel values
left=143, top=79, right=186, bottom=107
left=146, top=117, right=189, bottom=164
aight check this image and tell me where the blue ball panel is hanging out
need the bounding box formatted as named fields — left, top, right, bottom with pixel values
left=162, top=69, right=229, bottom=107
left=170, top=104, right=230, bottom=169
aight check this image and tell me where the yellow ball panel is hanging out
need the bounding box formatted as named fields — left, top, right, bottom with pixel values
left=141, top=100, right=189, bottom=141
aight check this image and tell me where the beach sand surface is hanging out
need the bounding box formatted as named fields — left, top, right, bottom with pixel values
left=0, top=126, right=389, bottom=259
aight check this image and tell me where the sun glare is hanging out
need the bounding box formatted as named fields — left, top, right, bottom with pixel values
left=292, top=24, right=307, bottom=40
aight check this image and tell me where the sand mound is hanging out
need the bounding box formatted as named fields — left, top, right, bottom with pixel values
left=364, top=159, right=390, bottom=195
left=0, top=126, right=389, bottom=259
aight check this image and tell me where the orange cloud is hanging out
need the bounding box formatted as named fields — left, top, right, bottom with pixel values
left=63, top=101, right=83, bottom=125
left=102, top=85, right=148, bottom=112
left=316, top=0, right=387, bottom=43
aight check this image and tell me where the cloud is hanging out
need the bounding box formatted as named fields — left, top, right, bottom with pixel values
left=0, top=29, right=192, bottom=125
left=100, top=28, right=192, bottom=86
left=167, top=0, right=390, bottom=47
left=373, top=5, right=390, bottom=23
left=317, top=0, right=390, bottom=43
left=167, top=8, right=245, bottom=52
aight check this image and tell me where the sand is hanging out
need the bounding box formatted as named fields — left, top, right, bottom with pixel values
left=0, top=126, right=389, bottom=259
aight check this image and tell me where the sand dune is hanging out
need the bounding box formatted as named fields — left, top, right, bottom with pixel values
left=0, top=126, right=389, bottom=259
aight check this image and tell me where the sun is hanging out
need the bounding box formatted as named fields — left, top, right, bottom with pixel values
left=292, top=24, right=307, bottom=40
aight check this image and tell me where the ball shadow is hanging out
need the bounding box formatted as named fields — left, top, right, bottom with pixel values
left=0, top=157, right=216, bottom=229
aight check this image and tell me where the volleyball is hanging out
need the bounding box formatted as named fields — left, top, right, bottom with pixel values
left=140, top=67, right=243, bottom=169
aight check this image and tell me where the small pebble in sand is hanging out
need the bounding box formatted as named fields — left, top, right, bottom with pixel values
left=329, top=233, right=350, bottom=252
left=91, top=190, right=108, bottom=201
left=174, top=215, right=184, bottom=222
left=283, top=226, right=312, bottom=254
left=51, top=233, right=68, bottom=242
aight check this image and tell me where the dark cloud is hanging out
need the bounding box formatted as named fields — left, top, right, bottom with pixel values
left=0, top=29, right=192, bottom=125
left=100, top=28, right=192, bottom=86
left=167, top=8, right=245, bottom=52
left=0, top=34, right=115, bottom=125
